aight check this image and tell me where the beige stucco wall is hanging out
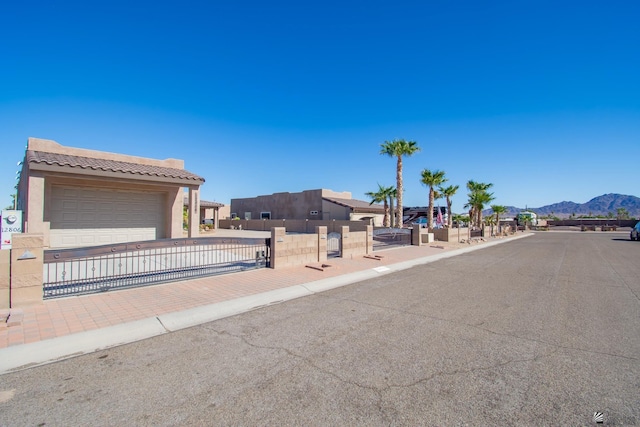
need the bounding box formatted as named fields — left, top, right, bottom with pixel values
left=231, top=189, right=357, bottom=221
left=169, top=187, right=185, bottom=238
left=218, top=205, right=230, bottom=220
left=321, top=199, right=351, bottom=221
left=187, top=188, right=200, bottom=238
left=27, top=137, right=184, bottom=169
left=349, top=212, right=384, bottom=226
left=24, top=174, right=47, bottom=241
left=233, top=189, right=323, bottom=220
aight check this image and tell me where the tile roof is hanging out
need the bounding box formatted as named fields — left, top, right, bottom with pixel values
left=26, top=150, right=205, bottom=183
left=183, top=197, right=224, bottom=208
left=323, top=196, right=385, bottom=212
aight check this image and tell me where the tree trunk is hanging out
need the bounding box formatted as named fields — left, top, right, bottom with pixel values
left=383, top=201, right=390, bottom=227
left=396, top=157, right=403, bottom=228
left=388, top=196, right=394, bottom=228
left=428, top=188, right=434, bottom=229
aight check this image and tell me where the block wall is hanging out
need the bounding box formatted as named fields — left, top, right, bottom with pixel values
left=270, top=227, right=320, bottom=269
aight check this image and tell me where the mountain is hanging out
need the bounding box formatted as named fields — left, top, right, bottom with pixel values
left=483, top=194, right=640, bottom=218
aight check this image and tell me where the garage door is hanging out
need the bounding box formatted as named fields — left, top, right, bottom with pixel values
left=49, top=186, right=166, bottom=248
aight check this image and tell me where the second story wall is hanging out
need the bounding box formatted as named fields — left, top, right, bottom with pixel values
left=232, top=189, right=352, bottom=220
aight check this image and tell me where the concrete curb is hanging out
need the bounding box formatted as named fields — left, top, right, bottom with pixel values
left=0, top=317, right=166, bottom=374
left=0, top=233, right=532, bottom=374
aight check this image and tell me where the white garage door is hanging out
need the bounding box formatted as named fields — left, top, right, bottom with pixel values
left=49, top=186, right=166, bottom=248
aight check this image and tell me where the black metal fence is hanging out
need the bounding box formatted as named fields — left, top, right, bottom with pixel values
left=372, top=227, right=412, bottom=250
left=470, top=228, right=484, bottom=238
left=43, top=237, right=271, bottom=299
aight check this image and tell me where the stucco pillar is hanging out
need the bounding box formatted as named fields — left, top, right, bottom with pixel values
left=25, top=174, right=46, bottom=236
left=270, top=227, right=286, bottom=269
left=366, top=225, right=373, bottom=254
left=169, top=188, right=183, bottom=238
left=0, top=249, right=9, bottom=309
left=412, top=224, right=421, bottom=246
left=316, top=226, right=327, bottom=262
left=10, top=233, right=44, bottom=307
left=340, top=225, right=350, bottom=258
left=188, top=187, right=200, bottom=238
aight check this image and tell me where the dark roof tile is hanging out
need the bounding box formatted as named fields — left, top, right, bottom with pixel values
left=27, top=151, right=205, bottom=182
left=184, top=196, right=224, bottom=208
left=323, top=196, right=384, bottom=212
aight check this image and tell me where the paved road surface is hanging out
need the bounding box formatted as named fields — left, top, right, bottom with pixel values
left=1, top=232, right=638, bottom=426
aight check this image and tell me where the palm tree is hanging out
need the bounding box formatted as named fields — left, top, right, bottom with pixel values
left=452, top=213, right=466, bottom=227
left=491, top=204, right=507, bottom=235
left=420, top=169, right=447, bottom=229
left=616, top=207, right=629, bottom=220
left=439, top=184, right=459, bottom=228
left=388, top=187, right=398, bottom=227
left=485, top=214, right=496, bottom=229
left=465, top=180, right=494, bottom=227
left=380, top=139, right=420, bottom=228
left=433, top=188, right=446, bottom=227
left=365, top=184, right=394, bottom=227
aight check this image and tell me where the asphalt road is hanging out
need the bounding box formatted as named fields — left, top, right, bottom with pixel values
left=1, top=232, right=638, bottom=426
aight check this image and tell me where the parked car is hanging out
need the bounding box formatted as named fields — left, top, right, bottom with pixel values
left=631, top=221, right=640, bottom=241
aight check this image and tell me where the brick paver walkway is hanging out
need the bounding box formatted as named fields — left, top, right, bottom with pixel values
left=0, top=239, right=488, bottom=349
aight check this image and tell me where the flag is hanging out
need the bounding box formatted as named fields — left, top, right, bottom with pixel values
left=436, top=207, right=443, bottom=226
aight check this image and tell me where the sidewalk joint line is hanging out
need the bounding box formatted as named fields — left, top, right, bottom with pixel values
left=156, top=316, right=170, bottom=332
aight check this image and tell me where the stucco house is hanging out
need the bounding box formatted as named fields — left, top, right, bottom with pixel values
left=230, top=189, right=386, bottom=225
left=183, top=196, right=226, bottom=228
left=16, top=137, right=205, bottom=248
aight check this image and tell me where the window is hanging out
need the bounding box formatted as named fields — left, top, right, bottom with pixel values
left=231, top=213, right=238, bottom=219
left=260, top=212, right=271, bottom=220
left=244, top=212, right=252, bottom=220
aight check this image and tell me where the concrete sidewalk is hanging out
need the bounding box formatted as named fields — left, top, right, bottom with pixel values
left=0, top=233, right=531, bottom=374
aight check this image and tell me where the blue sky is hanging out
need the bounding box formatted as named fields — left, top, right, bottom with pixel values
left=1, top=0, right=639, bottom=214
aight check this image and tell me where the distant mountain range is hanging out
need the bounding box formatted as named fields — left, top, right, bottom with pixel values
left=483, top=193, right=640, bottom=218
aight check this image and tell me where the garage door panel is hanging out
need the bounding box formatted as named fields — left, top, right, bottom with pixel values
left=79, top=201, right=97, bottom=210
left=79, top=212, right=96, bottom=223
left=60, top=188, right=77, bottom=197
left=62, top=212, right=78, bottom=222
left=50, top=186, right=166, bottom=248
left=59, top=234, right=82, bottom=247
left=61, top=200, right=77, bottom=210
left=80, top=234, right=98, bottom=245
left=96, top=212, right=112, bottom=222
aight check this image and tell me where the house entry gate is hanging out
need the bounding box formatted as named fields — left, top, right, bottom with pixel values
left=43, top=237, right=271, bottom=299
left=327, top=232, right=341, bottom=258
